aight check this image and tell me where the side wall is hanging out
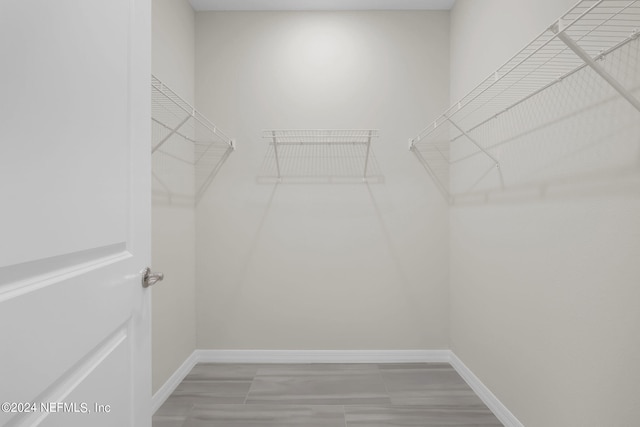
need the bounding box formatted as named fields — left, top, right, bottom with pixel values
left=194, top=11, right=451, bottom=350
left=450, top=1, right=640, bottom=426
left=151, top=0, right=197, bottom=394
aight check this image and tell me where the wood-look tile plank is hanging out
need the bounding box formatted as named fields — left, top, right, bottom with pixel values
left=152, top=414, right=187, bottom=427
left=154, top=395, right=195, bottom=417
left=246, top=365, right=390, bottom=405
left=183, top=404, right=346, bottom=427
left=155, top=362, right=504, bottom=427
left=379, top=363, right=485, bottom=406
left=170, top=379, right=253, bottom=405
left=254, top=364, right=380, bottom=376
left=184, top=364, right=260, bottom=381
left=344, top=405, right=504, bottom=426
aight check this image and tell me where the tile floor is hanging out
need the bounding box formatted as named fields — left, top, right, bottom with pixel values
left=153, top=363, right=504, bottom=426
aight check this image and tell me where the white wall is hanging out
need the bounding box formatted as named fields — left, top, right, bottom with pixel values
left=151, top=0, right=197, bottom=394
left=450, top=1, right=640, bottom=426
left=194, top=11, right=451, bottom=350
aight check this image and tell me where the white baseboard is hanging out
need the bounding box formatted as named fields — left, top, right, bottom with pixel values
left=449, top=353, right=524, bottom=427
left=151, top=349, right=448, bottom=412
left=152, top=348, right=522, bottom=427
left=196, top=349, right=451, bottom=364
left=151, top=351, right=199, bottom=414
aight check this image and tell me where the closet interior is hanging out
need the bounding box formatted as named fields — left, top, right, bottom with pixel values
left=150, top=0, right=640, bottom=425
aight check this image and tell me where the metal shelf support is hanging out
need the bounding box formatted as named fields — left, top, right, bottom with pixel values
left=151, top=75, right=235, bottom=202
left=263, top=129, right=380, bottom=183
left=271, top=130, right=282, bottom=180
left=552, top=22, right=640, bottom=113
left=409, top=0, right=640, bottom=200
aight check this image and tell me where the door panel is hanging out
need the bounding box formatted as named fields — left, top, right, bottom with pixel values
left=38, top=338, right=132, bottom=427
left=0, top=1, right=151, bottom=426
left=0, top=0, right=131, bottom=268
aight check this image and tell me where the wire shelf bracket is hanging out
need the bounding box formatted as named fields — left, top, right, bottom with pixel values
left=260, top=129, right=382, bottom=183
left=409, top=0, right=640, bottom=202
left=151, top=75, right=235, bottom=203
left=551, top=20, right=640, bottom=112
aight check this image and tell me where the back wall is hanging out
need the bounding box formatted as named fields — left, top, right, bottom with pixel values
left=194, top=11, right=451, bottom=350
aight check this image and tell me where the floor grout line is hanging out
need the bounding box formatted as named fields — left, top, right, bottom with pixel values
left=242, top=369, right=257, bottom=405
left=342, top=405, right=348, bottom=427
left=376, top=363, right=393, bottom=405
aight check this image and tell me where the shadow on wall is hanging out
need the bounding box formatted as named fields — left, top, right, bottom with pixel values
left=217, top=176, right=432, bottom=336
left=413, top=91, right=640, bottom=205
left=364, top=182, right=427, bottom=330
left=228, top=182, right=280, bottom=300
left=152, top=143, right=233, bottom=207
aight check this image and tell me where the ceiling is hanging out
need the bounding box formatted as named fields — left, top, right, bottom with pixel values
left=189, top=0, right=456, bottom=11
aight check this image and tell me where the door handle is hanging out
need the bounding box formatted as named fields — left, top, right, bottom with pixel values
left=141, top=267, right=164, bottom=288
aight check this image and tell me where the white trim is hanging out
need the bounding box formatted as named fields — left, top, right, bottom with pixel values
left=449, top=353, right=524, bottom=427
left=151, top=351, right=199, bottom=414
left=151, top=349, right=449, bottom=413
left=189, top=0, right=456, bottom=12
left=195, top=349, right=451, bottom=364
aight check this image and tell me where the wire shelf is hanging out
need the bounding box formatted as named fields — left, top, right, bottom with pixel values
left=259, top=129, right=382, bottom=183
left=410, top=0, right=640, bottom=201
left=152, top=75, right=234, bottom=202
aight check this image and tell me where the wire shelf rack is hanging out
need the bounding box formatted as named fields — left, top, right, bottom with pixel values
left=410, top=0, right=640, bottom=202
left=259, top=129, right=383, bottom=183
left=152, top=75, right=234, bottom=203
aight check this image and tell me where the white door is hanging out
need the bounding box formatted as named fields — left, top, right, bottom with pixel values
left=0, top=1, right=152, bottom=426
